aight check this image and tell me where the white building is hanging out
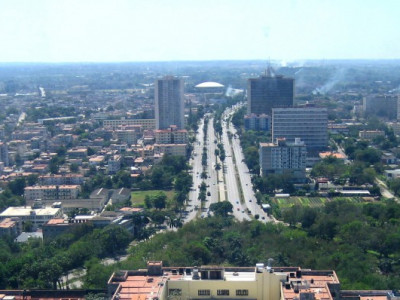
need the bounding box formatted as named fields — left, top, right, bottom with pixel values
left=0, top=205, right=62, bottom=229
left=260, top=138, right=307, bottom=181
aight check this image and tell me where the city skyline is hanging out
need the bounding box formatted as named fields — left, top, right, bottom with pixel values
left=0, top=0, right=399, bottom=63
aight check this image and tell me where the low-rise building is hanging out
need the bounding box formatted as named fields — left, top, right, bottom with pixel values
left=108, top=155, right=121, bottom=174
left=115, top=129, right=138, bottom=145
left=154, top=144, right=187, bottom=157
left=39, top=174, right=84, bottom=185
left=359, top=130, right=385, bottom=140
left=103, top=118, right=156, bottom=130
left=107, top=261, right=344, bottom=300
left=155, top=126, right=188, bottom=144
left=67, top=147, right=88, bottom=158
left=384, top=169, right=400, bottom=180
left=0, top=205, right=62, bottom=229
left=24, top=185, right=80, bottom=201
left=89, top=155, right=105, bottom=166
left=0, top=217, right=21, bottom=237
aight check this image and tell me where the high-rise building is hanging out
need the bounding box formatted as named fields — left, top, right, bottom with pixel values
left=272, top=107, right=328, bottom=152
left=259, top=138, right=307, bottom=180
left=363, top=95, right=400, bottom=120
left=247, top=68, right=294, bottom=115
left=155, top=76, right=184, bottom=130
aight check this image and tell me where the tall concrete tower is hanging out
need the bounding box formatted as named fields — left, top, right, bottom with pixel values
left=155, top=76, right=184, bottom=130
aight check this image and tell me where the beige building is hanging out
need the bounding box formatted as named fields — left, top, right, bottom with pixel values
left=108, top=261, right=341, bottom=300
left=115, top=129, right=138, bottom=145
left=103, top=119, right=156, bottom=130
left=155, top=126, right=188, bottom=144
left=154, top=144, right=187, bottom=156
left=39, top=174, right=84, bottom=185
left=358, top=130, right=385, bottom=140
left=24, top=185, right=80, bottom=201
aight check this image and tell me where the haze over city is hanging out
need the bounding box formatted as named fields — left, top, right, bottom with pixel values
left=2, top=0, right=400, bottom=298
left=0, top=0, right=399, bottom=62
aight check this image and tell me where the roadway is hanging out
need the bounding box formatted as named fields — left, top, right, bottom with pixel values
left=186, top=118, right=205, bottom=223
left=221, top=109, right=251, bottom=221
left=226, top=113, right=273, bottom=222
left=186, top=106, right=273, bottom=223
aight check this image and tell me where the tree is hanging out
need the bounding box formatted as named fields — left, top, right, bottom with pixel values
left=209, top=201, right=233, bottom=217
left=70, top=163, right=79, bottom=173
left=87, top=147, right=96, bottom=156
left=26, top=174, right=38, bottom=186
left=9, top=178, right=26, bottom=196
left=174, top=172, right=192, bottom=192
left=153, top=192, right=167, bottom=210
left=144, top=195, right=153, bottom=209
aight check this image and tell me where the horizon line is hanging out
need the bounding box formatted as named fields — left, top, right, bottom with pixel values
left=1, top=58, right=400, bottom=65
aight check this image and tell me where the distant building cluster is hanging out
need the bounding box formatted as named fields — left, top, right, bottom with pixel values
left=246, top=68, right=328, bottom=178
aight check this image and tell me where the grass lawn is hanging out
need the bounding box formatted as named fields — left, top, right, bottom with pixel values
left=130, top=190, right=176, bottom=207
left=272, top=196, right=361, bottom=209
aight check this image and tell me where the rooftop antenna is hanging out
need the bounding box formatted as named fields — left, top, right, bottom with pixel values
left=267, top=258, right=274, bottom=273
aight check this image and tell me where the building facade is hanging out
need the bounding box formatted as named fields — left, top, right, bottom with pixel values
left=103, top=119, right=156, bottom=130
left=39, top=174, right=84, bottom=185
left=0, top=205, right=62, bottom=229
left=155, top=126, right=188, bottom=144
left=0, top=142, right=9, bottom=166
left=155, top=76, right=184, bottom=130
left=260, top=138, right=307, bottom=180
left=24, top=185, right=81, bottom=201
left=363, top=95, right=400, bottom=120
left=154, top=144, right=187, bottom=157
left=272, top=107, right=328, bottom=152
left=107, top=261, right=353, bottom=300
left=359, top=130, right=385, bottom=140
left=244, top=114, right=270, bottom=131
left=247, top=69, right=294, bottom=115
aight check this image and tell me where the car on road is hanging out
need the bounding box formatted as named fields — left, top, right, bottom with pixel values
left=262, top=216, right=265, bottom=220
left=249, top=199, right=252, bottom=202
left=237, top=208, right=240, bottom=211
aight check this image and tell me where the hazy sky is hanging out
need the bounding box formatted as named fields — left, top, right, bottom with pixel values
left=0, top=0, right=399, bottom=62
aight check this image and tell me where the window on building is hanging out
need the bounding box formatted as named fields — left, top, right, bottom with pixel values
left=236, top=289, right=249, bottom=296
left=217, top=290, right=229, bottom=296
left=168, top=289, right=182, bottom=296
left=198, top=290, right=211, bottom=296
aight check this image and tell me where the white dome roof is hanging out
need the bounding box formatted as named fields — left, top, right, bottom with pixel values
left=195, top=81, right=225, bottom=88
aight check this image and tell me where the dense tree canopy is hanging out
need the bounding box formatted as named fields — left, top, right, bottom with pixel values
left=126, top=199, right=400, bottom=290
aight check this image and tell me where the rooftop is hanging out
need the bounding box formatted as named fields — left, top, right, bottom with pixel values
left=0, top=206, right=61, bottom=217
left=195, top=81, right=224, bottom=88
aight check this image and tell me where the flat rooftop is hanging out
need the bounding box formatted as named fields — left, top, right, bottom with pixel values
left=0, top=206, right=60, bottom=217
